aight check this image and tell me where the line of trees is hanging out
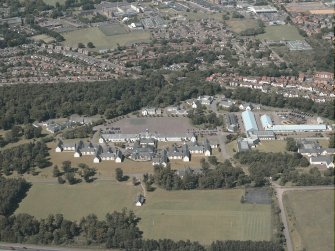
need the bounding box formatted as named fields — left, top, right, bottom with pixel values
left=0, top=141, right=50, bottom=175
left=148, top=159, right=250, bottom=191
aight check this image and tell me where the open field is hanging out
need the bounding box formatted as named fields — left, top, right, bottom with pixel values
left=255, top=140, right=286, bottom=153
left=16, top=185, right=272, bottom=244
left=16, top=181, right=142, bottom=220
left=283, top=190, right=334, bottom=251
left=136, top=189, right=272, bottom=244
left=31, top=34, right=55, bottom=43
left=62, top=27, right=151, bottom=50
left=99, top=24, right=129, bottom=36
left=227, top=19, right=259, bottom=33
left=97, top=117, right=194, bottom=134
left=257, top=25, right=304, bottom=41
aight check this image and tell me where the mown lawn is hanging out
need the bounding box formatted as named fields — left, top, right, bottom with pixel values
left=136, top=189, right=272, bottom=244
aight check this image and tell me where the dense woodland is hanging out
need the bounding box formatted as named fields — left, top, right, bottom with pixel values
left=0, top=178, right=30, bottom=216
left=234, top=151, right=334, bottom=186
left=0, top=141, right=50, bottom=175
left=0, top=73, right=219, bottom=129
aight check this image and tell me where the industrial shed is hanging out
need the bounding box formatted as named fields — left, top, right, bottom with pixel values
left=242, top=110, right=258, bottom=132
left=260, top=114, right=273, bottom=129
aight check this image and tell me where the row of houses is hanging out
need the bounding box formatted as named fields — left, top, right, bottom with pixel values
left=55, top=141, right=123, bottom=163
left=151, top=140, right=213, bottom=166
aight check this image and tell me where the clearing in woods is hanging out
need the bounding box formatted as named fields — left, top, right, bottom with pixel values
left=283, top=190, right=334, bottom=251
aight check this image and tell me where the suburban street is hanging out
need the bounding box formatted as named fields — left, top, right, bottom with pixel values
left=271, top=182, right=334, bottom=251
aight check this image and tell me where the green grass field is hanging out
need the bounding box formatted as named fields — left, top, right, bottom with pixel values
left=136, top=189, right=272, bottom=244
left=62, top=27, right=151, bottom=50
left=283, top=190, right=334, bottom=251
left=99, top=24, right=129, bottom=36
left=255, top=140, right=287, bottom=153
left=257, top=25, right=304, bottom=41
left=227, top=19, right=259, bottom=33
left=16, top=184, right=272, bottom=244
left=16, top=181, right=142, bottom=220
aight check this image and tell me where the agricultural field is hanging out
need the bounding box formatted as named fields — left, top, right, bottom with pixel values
left=283, top=190, right=334, bottom=251
left=16, top=185, right=272, bottom=244
left=257, top=25, right=304, bottom=41
left=62, top=27, right=151, bottom=50
left=227, top=19, right=259, bottom=33
left=16, top=181, right=142, bottom=220
left=31, top=34, right=55, bottom=44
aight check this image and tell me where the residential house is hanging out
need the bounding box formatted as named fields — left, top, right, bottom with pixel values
left=239, top=103, right=254, bottom=111
left=309, top=155, right=334, bottom=168
left=152, top=149, right=168, bottom=167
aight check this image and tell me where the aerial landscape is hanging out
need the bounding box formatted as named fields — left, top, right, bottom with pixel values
left=0, top=0, right=334, bottom=250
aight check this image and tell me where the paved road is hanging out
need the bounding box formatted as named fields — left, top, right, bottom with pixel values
left=271, top=182, right=334, bottom=251
left=210, top=99, right=231, bottom=160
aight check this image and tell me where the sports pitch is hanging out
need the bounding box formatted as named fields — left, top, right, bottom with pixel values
left=62, top=27, right=151, bottom=49
left=137, top=189, right=272, bottom=244
left=99, top=24, right=129, bottom=36
left=257, top=25, right=304, bottom=41
left=16, top=184, right=272, bottom=244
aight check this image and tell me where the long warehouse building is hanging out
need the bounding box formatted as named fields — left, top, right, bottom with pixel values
left=242, top=110, right=258, bottom=132
left=265, top=124, right=327, bottom=132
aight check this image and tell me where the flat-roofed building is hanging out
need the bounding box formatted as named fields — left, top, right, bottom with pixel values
left=265, top=124, right=327, bottom=132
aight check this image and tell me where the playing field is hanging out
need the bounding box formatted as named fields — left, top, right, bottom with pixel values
left=136, top=189, right=272, bottom=244
left=62, top=27, right=151, bottom=49
left=16, top=181, right=142, bottom=220
left=257, top=25, right=304, bottom=41
left=16, top=185, right=272, bottom=244
left=227, top=19, right=259, bottom=33
left=99, top=24, right=129, bottom=36
left=283, top=190, right=334, bottom=251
